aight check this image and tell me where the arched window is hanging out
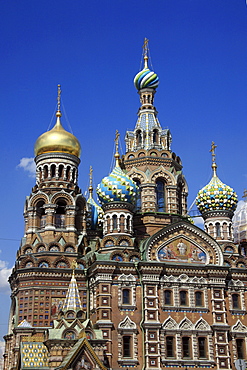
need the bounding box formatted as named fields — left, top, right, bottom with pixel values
left=232, top=294, right=240, bottom=309
left=36, top=200, right=46, bottom=229
left=216, top=222, right=221, bottom=237
left=51, top=164, right=56, bottom=178
left=153, top=129, right=158, bottom=144
left=113, top=215, right=117, bottom=230
left=179, top=291, right=187, bottom=306
left=236, top=338, right=245, bottom=359
left=198, top=337, right=206, bottom=358
left=156, top=179, right=165, bottom=212
left=66, top=166, right=71, bottom=181
left=44, top=165, right=48, bottom=179
left=166, top=336, right=174, bottom=358
left=122, top=289, right=130, bottom=304
left=58, top=165, right=64, bottom=178
left=135, top=180, right=142, bottom=211
left=182, top=337, right=190, bottom=358
left=164, top=290, right=172, bottom=305
left=55, top=200, right=66, bottom=228
left=195, top=291, right=203, bottom=307
left=123, top=336, right=131, bottom=357
left=136, top=130, right=142, bottom=146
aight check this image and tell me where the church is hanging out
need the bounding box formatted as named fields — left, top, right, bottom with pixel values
left=3, top=40, right=247, bottom=370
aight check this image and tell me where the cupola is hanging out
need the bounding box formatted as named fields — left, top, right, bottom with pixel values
left=34, top=85, right=81, bottom=158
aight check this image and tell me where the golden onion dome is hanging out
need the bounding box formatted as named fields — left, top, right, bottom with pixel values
left=34, top=85, right=81, bottom=158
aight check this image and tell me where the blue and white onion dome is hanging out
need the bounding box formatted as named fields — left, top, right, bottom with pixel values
left=196, top=172, right=238, bottom=214
left=134, top=57, right=159, bottom=90
left=96, top=166, right=137, bottom=204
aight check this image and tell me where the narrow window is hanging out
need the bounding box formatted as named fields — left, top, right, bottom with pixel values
left=156, top=180, right=165, bottom=212
left=51, top=164, right=56, bottom=177
left=182, top=337, right=190, bottom=358
left=135, top=180, right=142, bottom=211
left=195, top=291, right=203, bottom=307
left=55, top=201, right=66, bottom=228
left=113, top=215, right=117, bottom=230
left=180, top=291, right=187, bottom=306
left=122, top=289, right=130, bottom=304
left=166, top=336, right=174, bottom=358
left=164, top=290, right=172, bottom=305
left=198, top=337, right=206, bottom=358
left=232, top=294, right=240, bottom=309
left=153, top=129, right=158, bottom=143
left=236, top=338, right=245, bottom=359
left=216, top=222, right=221, bottom=237
left=136, top=130, right=142, bottom=146
left=123, top=336, right=131, bottom=357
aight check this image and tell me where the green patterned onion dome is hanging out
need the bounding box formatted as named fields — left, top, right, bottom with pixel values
left=134, top=67, right=159, bottom=90
left=96, top=166, right=137, bottom=204
left=196, top=175, right=238, bottom=214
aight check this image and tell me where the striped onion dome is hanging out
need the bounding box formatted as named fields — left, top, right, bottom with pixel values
left=134, top=67, right=159, bottom=90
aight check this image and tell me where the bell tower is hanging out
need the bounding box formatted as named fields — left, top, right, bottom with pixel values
left=4, top=87, right=88, bottom=369
left=123, top=39, right=188, bottom=236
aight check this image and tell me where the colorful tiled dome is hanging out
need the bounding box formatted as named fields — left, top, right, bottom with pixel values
left=196, top=175, right=238, bottom=214
left=134, top=67, right=159, bottom=91
left=96, top=166, right=137, bottom=204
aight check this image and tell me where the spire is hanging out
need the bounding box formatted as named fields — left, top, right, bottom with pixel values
left=114, top=130, right=120, bottom=167
left=210, top=141, right=217, bottom=177
left=62, top=261, right=83, bottom=312
left=88, top=166, right=93, bottom=199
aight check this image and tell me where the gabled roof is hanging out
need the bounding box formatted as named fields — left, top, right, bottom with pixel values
left=55, top=337, right=107, bottom=370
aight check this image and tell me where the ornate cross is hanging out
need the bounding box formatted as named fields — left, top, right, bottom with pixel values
left=57, top=84, right=61, bottom=112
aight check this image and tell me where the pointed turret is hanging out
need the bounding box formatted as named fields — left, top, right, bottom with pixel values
left=62, top=262, right=83, bottom=312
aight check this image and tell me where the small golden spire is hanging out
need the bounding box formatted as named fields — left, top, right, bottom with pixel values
left=56, top=84, right=62, bottom=117
left=143, top=37, right=149, bottom=69
left=210, top=141, right=217, bottom=177
left=114, top=130, right=120, bottom=167
left=89, top=166, right=93, bottom=199
left=71, top=260, right=78, bottom=275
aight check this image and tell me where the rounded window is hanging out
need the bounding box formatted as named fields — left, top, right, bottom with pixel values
left=25, top=261, right=33, bottom=268
left=112, top=254, right=123, bottom=261
left=37, top=245, right=45, bottom=253
left=128, top=154, right=134, bottom=159
left=39, top=261, right=49, bottom=268
left=105, top=240, right=114, bottom=247
left=119, top=239, right=129, bottom=247
left=64, top=331, right=76, bottom=340
left=49, top=245, right=59, bottom=252
left=24, top=248, right=32, bottom=254
left=65, top=246, right=75, bottom=253
left=56, top=261, right=68, bottom=268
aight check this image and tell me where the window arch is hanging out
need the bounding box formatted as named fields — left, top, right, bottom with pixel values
left=164, top=290, right=172, bottom=305
left=153, top=129, right=159, bottom=144
left=215, top=222, right=221, bottom=237
left=156, top=179, right=165, bottom=212
left=55, top=200, right=66, bottom=228
left=122, top=289, right=130, bottom=305
left=195, top=291, right=203, bottom=307
left=36, top=200, right=46, bottom=229
left=113, top=215, right=117, bottom=230
left=134, top=179, right=142, bottom=211
left=179, top=291, right=188, bottom=306
left=136, top=130, right=142, bottom=146
left=232, top=293, right=240, bottom=309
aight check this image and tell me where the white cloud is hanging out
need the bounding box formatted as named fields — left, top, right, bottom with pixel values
left=0, top=341, right=4, bottom=370
left=0, top=260, right=12, bottom=294
left=17, top=157, right=36, bottom=177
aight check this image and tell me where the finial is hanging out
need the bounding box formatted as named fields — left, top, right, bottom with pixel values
left=243, top=189, right=247, bottom=201
left=114, top=130, right=120, bottom=167
left=143, top=38, right=149, bottom=69
left=56, top=84, right=62, bottom=117
left=89, top=166, right=93, bottom=198
left=210, top=141, right=217, bottom=177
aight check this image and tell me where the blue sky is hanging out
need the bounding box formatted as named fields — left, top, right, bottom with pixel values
left=0, top=0, right=247, bottom=360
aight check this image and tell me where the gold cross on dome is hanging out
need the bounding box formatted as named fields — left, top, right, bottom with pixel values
left=210, top=141, right=217, bottom=163
left=115, top=130, right=120, bottom=153
left=89, top=166, right=93, bottom=187
left=57, top=84, right=61, bottom=112
left=143, top=38, right=149, bottom=58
